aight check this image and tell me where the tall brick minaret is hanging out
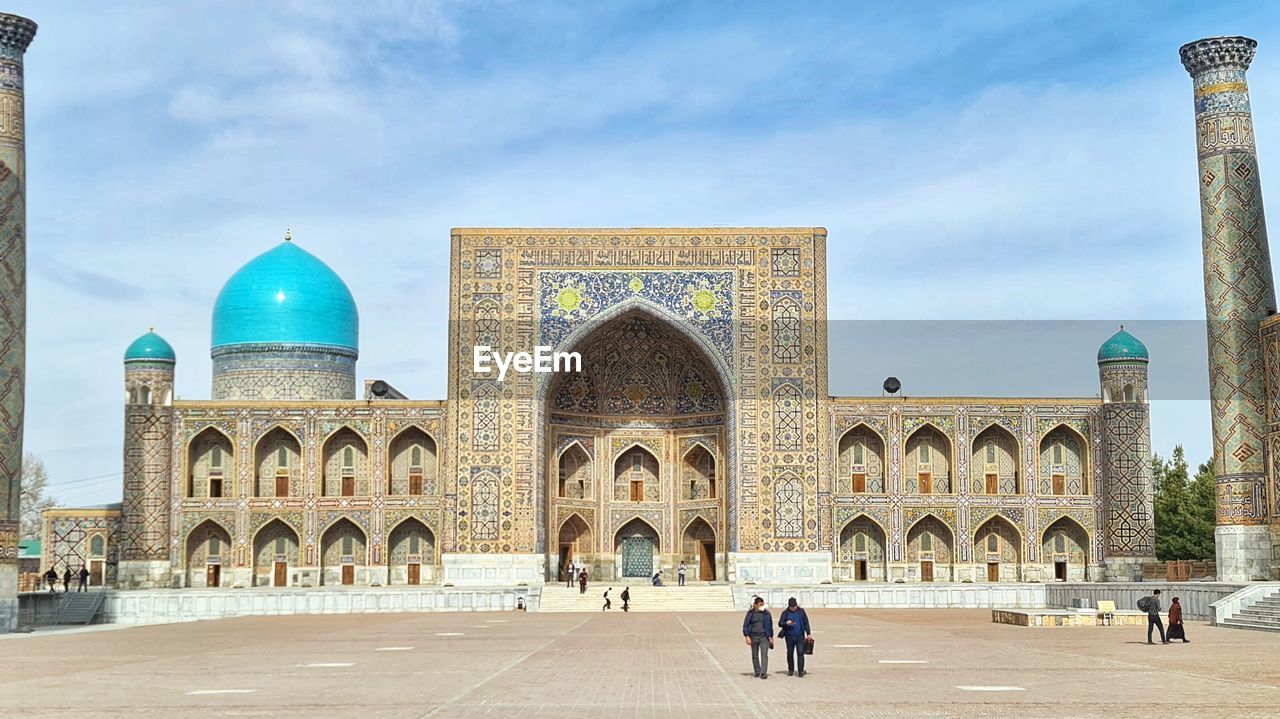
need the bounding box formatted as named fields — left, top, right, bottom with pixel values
left=1181, top=36, right=1277, bottom=581
left=0, top=12, right=36, bottom=633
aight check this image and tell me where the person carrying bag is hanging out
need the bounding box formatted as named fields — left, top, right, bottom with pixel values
left=777, top=597, right=812, bottom=677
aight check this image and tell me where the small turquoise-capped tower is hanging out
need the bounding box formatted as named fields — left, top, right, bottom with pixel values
left=1097, top=325, right=1155, bottom=580
left=119, top=328, right=176, bottom=589
left=209, top=229, right=359, bottom=400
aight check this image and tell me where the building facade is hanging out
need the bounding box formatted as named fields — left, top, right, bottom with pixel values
left=44, top=230, right=1164, bottom=588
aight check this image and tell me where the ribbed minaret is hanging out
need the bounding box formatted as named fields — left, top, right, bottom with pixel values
left=1181, top=36, right=1277, bottom=581
left=0, top=12, right=35, bottom=633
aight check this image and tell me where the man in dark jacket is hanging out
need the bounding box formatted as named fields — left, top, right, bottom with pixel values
left=778, top=597, right=812, bottom=677
left=62, top=567, right=72, bottom=593
left=44, top=567, right=57, bottom=593
left=742, top=596, right=774, bottom=679
left=77, top=566, right=90, bottom=592
left=1139, top=589, right=1168, bottom=644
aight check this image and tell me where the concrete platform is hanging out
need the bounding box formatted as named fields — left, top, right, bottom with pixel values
left=0, top=608, right=1275, bottom=718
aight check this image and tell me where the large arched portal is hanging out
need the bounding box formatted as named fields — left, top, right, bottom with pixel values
left=543, top=310, right=729, bottom=582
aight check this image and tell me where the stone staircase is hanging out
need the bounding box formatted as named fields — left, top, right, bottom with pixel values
left=1220, top=587, right=1280, bottom=633
left=53, top=590, right=107, bottom=625
left=538, top=583, right=736, bottom=612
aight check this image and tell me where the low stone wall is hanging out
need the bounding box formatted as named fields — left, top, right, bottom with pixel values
left=735, top=583, right=1046, bottom=610
left=992, top=608, right=1148, bottom=627
left=102, top=586, right=540, bottom=625
left=1044, top=582, right=1244, bottom=620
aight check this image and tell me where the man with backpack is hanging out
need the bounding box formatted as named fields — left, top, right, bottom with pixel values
left=1138, top=589, right=1169, bottom=644
left=602, top=587, right=612, bottom=611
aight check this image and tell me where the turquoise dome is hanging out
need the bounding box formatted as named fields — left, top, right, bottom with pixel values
left=211, top=240, right=358, bottom=351
left=124, top=329, right=176, bottom=363
left=1098, top=327, right=1148, bottom=363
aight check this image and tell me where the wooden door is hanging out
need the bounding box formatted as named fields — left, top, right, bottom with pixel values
left=342, top=476, right=355, bottom=497
left=918, top=473, right=932, bottom=494
left=407, top=563, right=420, bottom=586
left=275, top=475, right=289, bottom=497
left=341, top=565, right=355, bottom=585
left=273, top=561, right=288, bottom=587
left=207, top=564, right=221, bottom=588
left=409, top=474, right=423, bottom=495
left=987, top=562, right=999, bottom=582
left=699, top=541, right=715, bottom=581
left=90, top=560, right=103, bottom=587
left=920, top=561, right=934, bottom=582
left=855, top=560, right=868, bottom=581
left=852, top=472, right=866, bottom=493
left=1052, top=474, right=1065, bottom=495
left=630, top=480, right=643, bottom=502
left=985, top=473, right=998, bottom=495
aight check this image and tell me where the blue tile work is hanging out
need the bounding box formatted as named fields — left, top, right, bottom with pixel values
left=537, top=270, right=736, bottom=364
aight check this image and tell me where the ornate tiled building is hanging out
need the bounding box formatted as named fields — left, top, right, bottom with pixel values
left=43, top=230, right=1165, bottom=588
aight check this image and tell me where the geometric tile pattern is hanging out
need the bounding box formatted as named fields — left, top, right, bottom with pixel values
left=0, top=14, right=35, bottom=599
left=1182, top=37, right=1275, bottom=527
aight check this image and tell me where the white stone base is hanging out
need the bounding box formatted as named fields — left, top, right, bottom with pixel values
left=0, top=564, right=17, bottom=632
left=729, top=552, right=832, bottom=584
left=737, top=582, right=1045, bottom=610
left=442, top=553, right=544, bottom=586
left=1103, top=557, right=1149, bottom=582
left=1216, top=525, right=1274, bottom=581
left=118, top=560, right=173, bottom=589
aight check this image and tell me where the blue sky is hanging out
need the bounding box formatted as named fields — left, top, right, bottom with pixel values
left=11, top=0, right=1278, bottom=505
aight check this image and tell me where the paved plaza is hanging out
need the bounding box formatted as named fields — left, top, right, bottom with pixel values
left=2, top=609, right=1278, bottom=718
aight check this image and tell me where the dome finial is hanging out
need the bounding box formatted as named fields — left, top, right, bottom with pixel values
left=148, top=326, right=155, bottom=332
left=284, top=227, right=292, bottom=242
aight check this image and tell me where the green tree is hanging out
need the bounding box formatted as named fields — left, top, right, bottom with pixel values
left=1152, top=446, right=1215, bottom=561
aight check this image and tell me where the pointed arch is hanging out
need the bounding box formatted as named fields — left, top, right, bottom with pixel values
left=252, top=518, right=300, bottom=587
left=322, top=426, right=369, bottom=497
left=187, top=426, right=234, bottom=499
left=254, top=426, right=302, bottom=498
left=557, top=442, right=592, bottom=500
left=836, top=513, right=887, bottom=581
left=387, top=517, right=437, bottom=585
left=837, top=423, right=886, bottom=494
left=614, top=516, right=661, bottom=579
left=971, top=423, right=1020, bottom=495
left=558, top=512, right=593, bottom=550
left=906, top=512, right=954, bottom=581
left=681, top=515, right=718, bottom=581
left=1042, top=515, right=1090, bottom=581
left=533, top=296, right=740, bottom=558
left=773, top=471, right=805, bottom=538
left=388, top=425, right=439, bottom=496
left=614, top=444, right=660, bottom=503
left=681, top=442, right=717, bottom=500
left=904, top=423, right=953, bottom=494
left=320, top=517, right=369, bottom=586
left=185, top=519, right=232, bottom=587
left=1039, top=423, right=1090, bottom=496
left=973, top=514, right=1023, bottom=582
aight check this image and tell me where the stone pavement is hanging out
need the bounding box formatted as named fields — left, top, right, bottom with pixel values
left=1, top=608, right=1277, bottom=718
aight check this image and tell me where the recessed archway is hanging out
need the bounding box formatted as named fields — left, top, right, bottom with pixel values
left=254, top=427, right=301, bottom=499
left=1040, top=425, right=1089, bottom=496
left=187, top=427, right=233, bottom=499
left=184, top=519, right=231, bottom=588
left=904, top=424, right=953, bottom=495
left=614, top=517, right=660, bottom=580
left=837, top=515, right=887, bottom=581
left=973, top=515, right=1022, bottom=582
left=388, top=427, right=438, bottom=496
left=1042, top=516, right=1090, bottom=582
left=971, top=424, right=1019, bottom=495
left=252, top=519, right=300, bottom=588
left=906, top=514, right=954, bottom=582
left=681, top=517, right=717, bottom=581
left=320, top=518, right=368, bottom=586
left=387, top=518, right=436, bottom=585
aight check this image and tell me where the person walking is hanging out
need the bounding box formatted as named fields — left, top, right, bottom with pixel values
left=565, top=561, right=575, bottom=589
left=62, top=567, right=72, bottom=593
left=1167, top=597, right=1189, bottom=643
left=44, top=567, right=57, bottom=593
left=678, top=561, right=687, bottom=586
left=1138, top=589, right=1168, bottom=644
left=742, top=596, right=774, bottom=679
left=77, top=566, right=90, bottom=592
left=602, top=587, right=612, bottom=611
left=778, top=597, right=812, bottom=677
left=621, top=586, right=630, bottom=612
left=578, top=569, right=588, bottom=595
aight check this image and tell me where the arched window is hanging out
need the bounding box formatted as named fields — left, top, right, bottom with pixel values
left=138, top=386, right=151, bottom=405
left=1123, top=384, right=1135, bottom=402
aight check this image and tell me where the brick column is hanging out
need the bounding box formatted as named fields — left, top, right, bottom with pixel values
left=0, top=12, right=35, bottom=632
left=1181, top=36, right=1277, bottom=580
